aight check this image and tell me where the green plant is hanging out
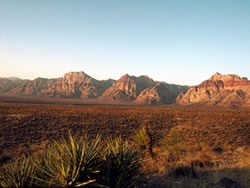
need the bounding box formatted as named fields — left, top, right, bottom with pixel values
left=34, top=132, right=103, bottom=187
left=0, top=157, right=35, bottom=188
left=0, top=134, right=142, bottom=188
left=132, top=128, right=149, bottom=151
left=163, top=129, right=184, bottom=154
left=103, top=137, right=141, bottom=188
left=132, top=125, right=160, bottom=158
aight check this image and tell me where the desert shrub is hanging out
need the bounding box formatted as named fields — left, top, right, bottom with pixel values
left=0, top=157, right=35, bottom=188
left=132, top=127, right=149, bottom=151
left=213, top=146, right=223, bottom=155
left=191, top=160, right=206, bottom=169
left=102, top=137, right=141, bottom=188
left=33, top=132, right=103, bottom=187
left=1, top=133, right=142, bottom=188
left=163, top=129, right=184, bottom=154
left=132, top=125, right=163, bottom=158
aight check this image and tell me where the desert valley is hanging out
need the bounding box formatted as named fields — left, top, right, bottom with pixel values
left=1, top=1, right=250, bottom=187
left=0, top=71, right=250, bottom=187
left=1, top=71, right=250, bottom=107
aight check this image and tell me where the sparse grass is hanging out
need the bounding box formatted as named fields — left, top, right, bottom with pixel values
left=1, top=103, right=250, bottom=187
left=163, top=129, right=184, bottom=154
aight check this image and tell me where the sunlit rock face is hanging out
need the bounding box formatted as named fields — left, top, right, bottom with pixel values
left=136, top=82, right=187, bottom=105
left=176, top=73, right=250, bottom=107
left=42, top=71, right=113, bottom=98
left=101, top=74, right=155, bottom=101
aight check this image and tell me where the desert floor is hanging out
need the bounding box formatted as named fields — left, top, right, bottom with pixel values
left=1, top=100, right=250, bottom=187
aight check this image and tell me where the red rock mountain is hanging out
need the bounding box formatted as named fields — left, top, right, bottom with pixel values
left=0, top=78, right=24, bottom=94
left=176, top=73, right=250, bottom=107
left=0, top=71, right=187, bottom=104
left=136, top=82, right=187, bottom=105
left=101, top=74, right=156, bottom=101
left=0, top=77, right=57, bottom=96
left=0, top=72, right=113, bottom=98
left=42, top=72, right=113, bottom=98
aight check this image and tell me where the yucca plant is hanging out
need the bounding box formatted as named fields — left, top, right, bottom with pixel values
left=132, top=128, right=149, bottom=151
left=34, top=132, right=103, bottom=187
left=102, top=137, right=141, bottom=188
left=132, top=126, right=157, bottom=157
left=0, top=157, right=35, bottom=188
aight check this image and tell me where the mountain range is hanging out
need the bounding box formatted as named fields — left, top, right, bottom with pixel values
left=0, top=71, right=250, bottom=107
left=177, top=73, right=250, bottom=107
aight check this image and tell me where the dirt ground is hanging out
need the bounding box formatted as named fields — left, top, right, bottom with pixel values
left=1, top=101, right=250, bottom=158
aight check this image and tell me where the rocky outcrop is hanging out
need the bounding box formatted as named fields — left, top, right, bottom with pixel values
left=5, top=78, right=57, bottom=96
left=0, top=71, right=195, bottom=105
left=176, top=73, right=250, bottom=107
left=42, top=72, right=113, bottom=98
left=101, top=74, right=155, bottom=101
left=135, top=76, right=156, bottom=95
left=0, top=77, right=55, bottom=95
left=136, top=82, right=187, bottom=105
left=0, top=78, right=25, bottom=94
left=0, top=72, right=113, bottom=98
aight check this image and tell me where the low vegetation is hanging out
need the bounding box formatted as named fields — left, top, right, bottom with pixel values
left=163, top=129, right=184, bottom=155
left=1, top=103, right=250, bottom=187
left=0, top=157, right=35, bottom=188
left=1, top=129, right=250, bottom=188
left=103, top=137, right=141, bottom=188
left=33, top=133, right=103, bottom=187
left=0, top=133, right=142, bottom=188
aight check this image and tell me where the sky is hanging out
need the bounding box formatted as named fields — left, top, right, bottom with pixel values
left=0, top=0, right=250, bottom=85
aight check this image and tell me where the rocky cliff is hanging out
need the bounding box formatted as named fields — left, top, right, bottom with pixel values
left=0, top=71, right=197, bottom=105
left=136, top=82, right=187, bottom=105
left=176, top=73, right=250, bottom=107
left=101, top=74, right=155, bottom=101
left=0, top=77, right=57, bottom=96
left=42, top=72, right=113, bottom=98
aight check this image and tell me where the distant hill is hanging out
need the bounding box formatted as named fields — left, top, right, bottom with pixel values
left=41, top=72, right=113, bottom=98
left=176, top=73, right=250, bottom=107
left=101, top=74, right=156, bottom=102
left=1, top=71, right=250, bottom=106
left=0, top=71, right=186, bottom=105
left=136, top=82, right=188, bottom=105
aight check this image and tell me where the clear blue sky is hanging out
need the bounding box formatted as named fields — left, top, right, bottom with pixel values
left=0, top=0, right=250, bottom=85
